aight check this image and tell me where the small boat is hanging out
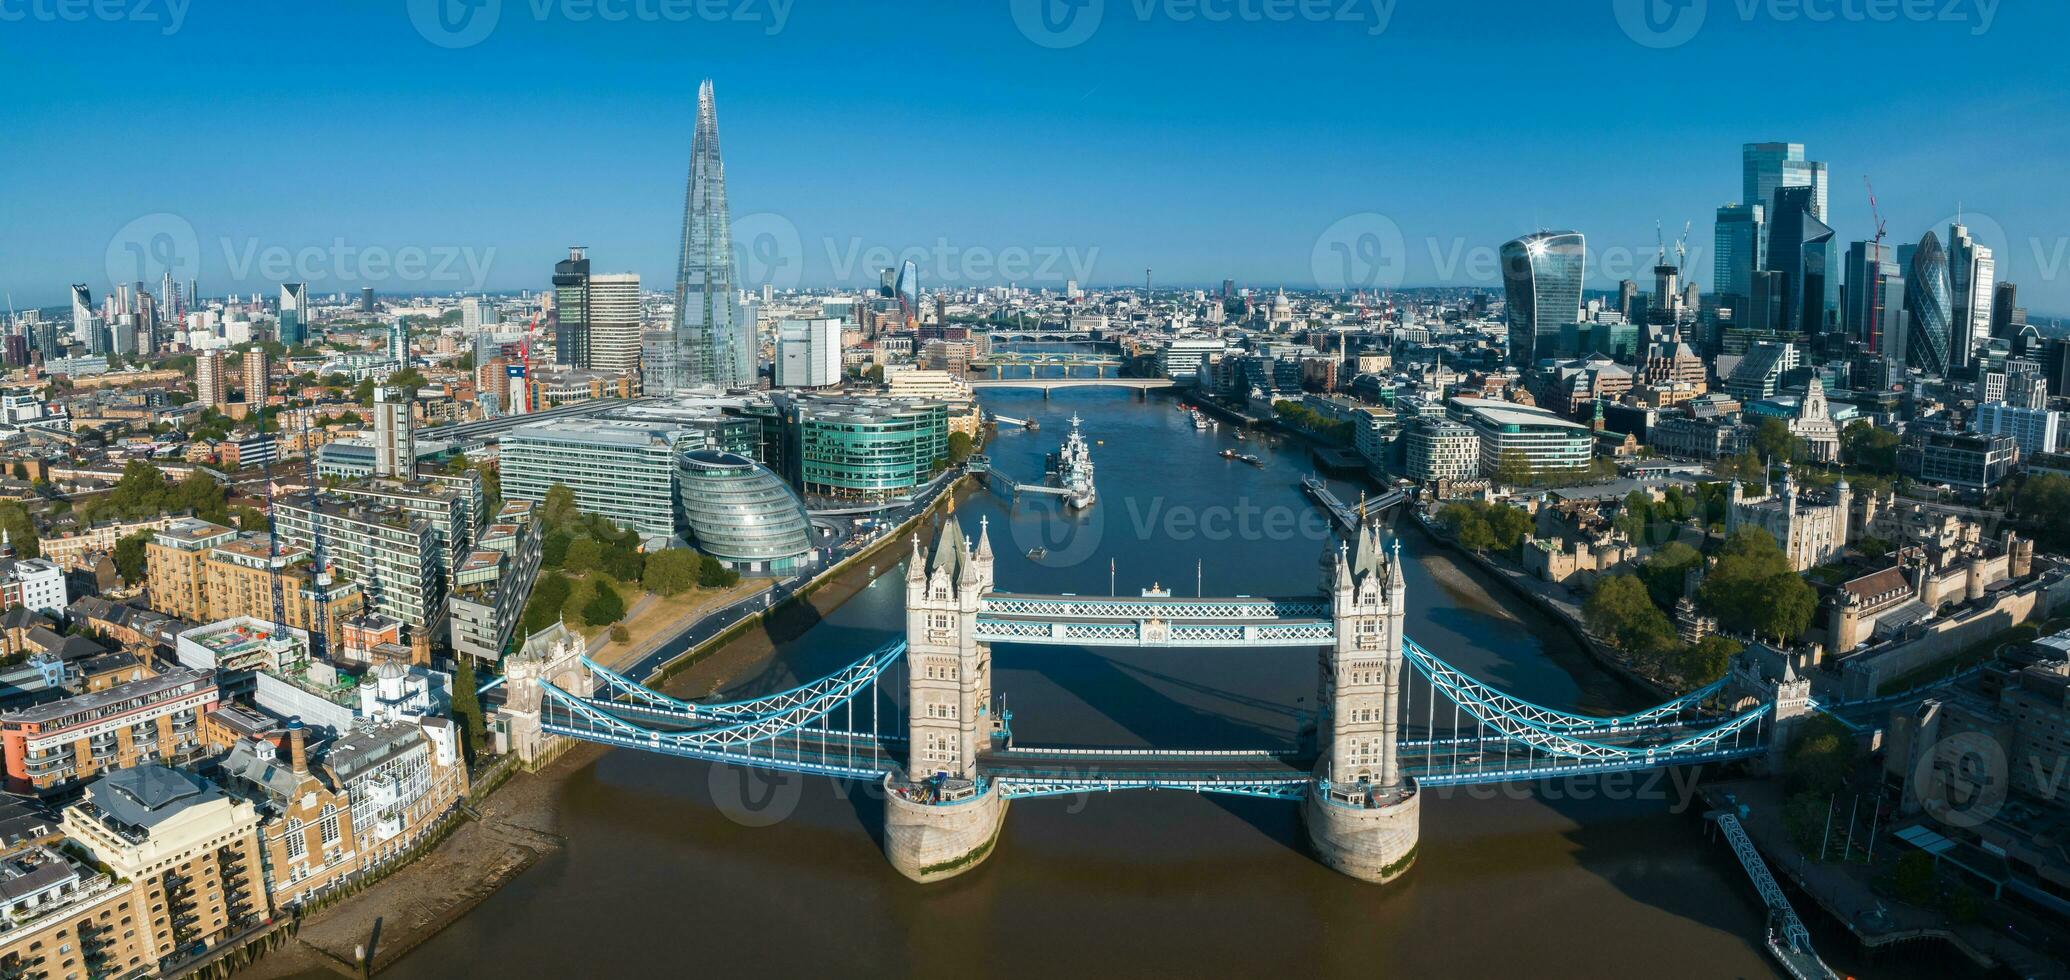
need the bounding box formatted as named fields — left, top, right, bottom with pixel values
left=1220, top=449, right=1241, bottom=460
left=1027, top=547, right=1047, bottom=559
left=1240, top=453, right=1263, bottom=467
left=1233, top=430, right=1247, bottom=442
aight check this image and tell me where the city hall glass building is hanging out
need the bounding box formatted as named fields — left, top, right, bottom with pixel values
left=677, top=450, right=814, bottom=571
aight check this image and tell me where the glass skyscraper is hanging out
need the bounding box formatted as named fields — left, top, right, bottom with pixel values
left=672, top=80, right=747, bottom=391
left=553, top=246, right=590, bottom=367
left=1765, top=186, right=1838, bottom=337
left=1946, top=220, right=1994, bottom=371
left=1902, top=232, right=1953, bottom=377
left=1713, top=203, right=1764, bottom=305
left=1743, top=142, right=1828, bottom=223
left=278, top=282, right=308, bottom=346
left=1499, top=231, right=1585, bottom=369
left=1843, top=241, right=1903, bottom=356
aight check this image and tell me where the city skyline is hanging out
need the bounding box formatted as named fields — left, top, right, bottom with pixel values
left=5, top=3, right=2070, bottom=312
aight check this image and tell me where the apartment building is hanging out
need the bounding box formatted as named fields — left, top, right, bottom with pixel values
left=0, top=669, right=217, bottom=796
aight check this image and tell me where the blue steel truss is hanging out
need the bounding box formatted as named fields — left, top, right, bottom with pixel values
left=581, top=639, right=904, bottom=722
left=544, top=615, right=1773, bottom=796
left=980, top=594, right=1330, bottom=620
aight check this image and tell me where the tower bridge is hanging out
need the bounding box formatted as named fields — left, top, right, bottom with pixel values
left=512, top=519, right=1812, bottom=888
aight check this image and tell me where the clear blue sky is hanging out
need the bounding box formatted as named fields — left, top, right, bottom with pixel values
left=4, top=0, right=2068, bottom=315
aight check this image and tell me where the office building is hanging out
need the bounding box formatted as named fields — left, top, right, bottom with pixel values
left=1991, top=281, right=2022, bottom=340
left=1744, top=142, right=1828, bottom=223
left=1948, top=220, right=1995, bottom=366
left=459, top=295, right=497, bottom=332
left=553, top=247, right=591, bottom=368
left=61, top=766, right=268, bottom=960
left=1765, top=185, right=1839, bottom=336
left=677, top=451, right=814, bottom=572
left=501, top=420, right=684, bottom=542
left=587, top=273, right=642, bottom=375
left=673, top=81, right=749, bottom=389
left=773, top=318, right=842, bottom=388
left=1723, top=341, right=1800, bottom=402
left=1404, top=419, right=1480, bottom=483
left=785, top=396, right=951, bottom=502
left=1445, top=397, right=1592, bottom=479
left=1499, top=231, right=1586, bottom=368
left=361, top=286, right=376, bottom=314
left=70, top=284, right=95, bottom=346
left=1897, top=429, right=2017, bottom=490
left=1157, top=338, right=1226, bottom=380
left=278, top=283, right=308, bottom=345
left=1844, top=241, right=1905, bottom=355
left=1902, top=232, right=1955, bottom=376
left=1972, top=402, right=2060, bottom=459
left=0, top=669, right=218, bottom=796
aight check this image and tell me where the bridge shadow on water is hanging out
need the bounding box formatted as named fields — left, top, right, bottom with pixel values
left=993, top=641, right=1311, bottom=851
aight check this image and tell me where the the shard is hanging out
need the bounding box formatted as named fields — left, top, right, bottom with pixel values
left=671, top=80, right=746, bottom=390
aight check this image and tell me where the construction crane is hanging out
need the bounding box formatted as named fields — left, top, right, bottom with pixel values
left=1676, top=220, right=1692, bottom=270
left=263, top=433, right=288, bottom=631
left=301, top=414, right=332, bottom=660
left=1865, top=175, right=1890, bottom=349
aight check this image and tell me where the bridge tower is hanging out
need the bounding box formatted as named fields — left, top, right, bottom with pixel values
left=885, top=519, right=1008, bottom=882
left=1304, top=527, right=1421, bottom=883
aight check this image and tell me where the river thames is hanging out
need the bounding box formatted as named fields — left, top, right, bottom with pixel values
left=381, top=387, right=1924, bottom=979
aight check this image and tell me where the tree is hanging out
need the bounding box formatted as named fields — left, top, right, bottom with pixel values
left=541, top=530, right=572, bottom=569
left=1753, top=417, right=1800, bottom=465
left=697, top=554, right=740, bottom=588
left=8, top=463, right=24, bottom=481
left=0, top=502, right=39, bottom=558
left=1840, top=419, right=1900, bottom=474
left=1638, top=541, right=1703, bottom=609
left=1583, top=576, right=1677, bottom=660
left=522, top=572, right=572, bottom=634
left=604, top=547, right=645, bottom=583
left=1700, top=527, right=1817, bottom=641
left=581, top=580, right=625, bottom=626
left=113, top=531, right=154, bottom=585
left=450, top=655, right=486, bottom=760
left=542, top=483, right=581, bottom=528
left=234, top=506, right=270, bottom=533
left=644, top=549, right=699, bottom=596
left=1678, top=635, right=1740, bottom=687
left=1785, top=714, right=1860, bottom=796
left=946, top=431, right=975, bottom=465
left=1893, top=852, right=1937, bottom=906
left=1493, top=449, right=1532, bottom=487
left=2016, top=473, right=2070, bottom=553
left=353, top=378, right=376, bottom=406
left=563, top=536, right=603, bottom=574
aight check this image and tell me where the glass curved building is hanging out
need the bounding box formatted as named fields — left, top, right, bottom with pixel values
left=1903, top=231, right=1953, bottom=377
left=677, top=449, right=814, bottom=571
left=1499, top=231, right=1586, bottom=369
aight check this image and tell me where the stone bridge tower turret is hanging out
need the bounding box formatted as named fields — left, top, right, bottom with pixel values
left=1305, top=527, right=1421, bottom=884
left=887, top=518, right=1006, bottom=883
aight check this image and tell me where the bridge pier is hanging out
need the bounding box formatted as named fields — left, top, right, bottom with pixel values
left=1305, top=785, right=1420, bottom=883
left=884, top=781, right=1008, bottom=883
